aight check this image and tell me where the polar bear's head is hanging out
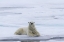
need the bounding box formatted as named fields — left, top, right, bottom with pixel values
left=28, top=21, right=35, bottom=28
left=28, top=21, right=35, bottom=25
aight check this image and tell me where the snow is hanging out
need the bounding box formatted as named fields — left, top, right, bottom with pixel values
left=0, top=0, right=64, bottom=42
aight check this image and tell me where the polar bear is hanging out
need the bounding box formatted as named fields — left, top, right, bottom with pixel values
left=14, top=21, right=40, bottom=37
left=14, top=21, right=40, bottom=42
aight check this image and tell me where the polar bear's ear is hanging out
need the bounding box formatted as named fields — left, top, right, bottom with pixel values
left=33, top=22, right=35, bottom=23
left=28, top=22, right=29, bottom=23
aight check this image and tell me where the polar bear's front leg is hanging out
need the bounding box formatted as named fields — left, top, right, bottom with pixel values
left=27, top=31, right=35, bottom=37
left=35, top=31, right=40, bottom=37
left=27, top=30, right=40, bottom=37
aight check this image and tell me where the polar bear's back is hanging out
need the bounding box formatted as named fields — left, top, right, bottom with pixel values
left=22, top=27, right=28, bottom=35
left=14, top=27, right=28, bottom=35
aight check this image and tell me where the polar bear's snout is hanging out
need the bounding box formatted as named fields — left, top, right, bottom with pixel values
left=31, top=23, right=33, bottom=25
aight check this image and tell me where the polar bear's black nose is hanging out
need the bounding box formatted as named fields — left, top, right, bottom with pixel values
left=31, top=23, right=33, bottom=25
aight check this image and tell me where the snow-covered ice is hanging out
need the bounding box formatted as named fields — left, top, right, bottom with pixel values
left=0, top=0, right=64, bottom=42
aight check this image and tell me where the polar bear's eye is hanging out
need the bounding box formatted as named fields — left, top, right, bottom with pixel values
left=30, top=22, right=31, bottom=23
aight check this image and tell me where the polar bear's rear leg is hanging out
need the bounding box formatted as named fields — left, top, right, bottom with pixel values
left=14, top=28, right=23, bottom=35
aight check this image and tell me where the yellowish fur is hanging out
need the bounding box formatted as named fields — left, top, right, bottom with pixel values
left=14, top=27, right=28, bottom=35
left=14, top=22, right=40, bottom=42
left=14, top=22, right=40, bottom=37
left=27, top=22, right=40, bottom=37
